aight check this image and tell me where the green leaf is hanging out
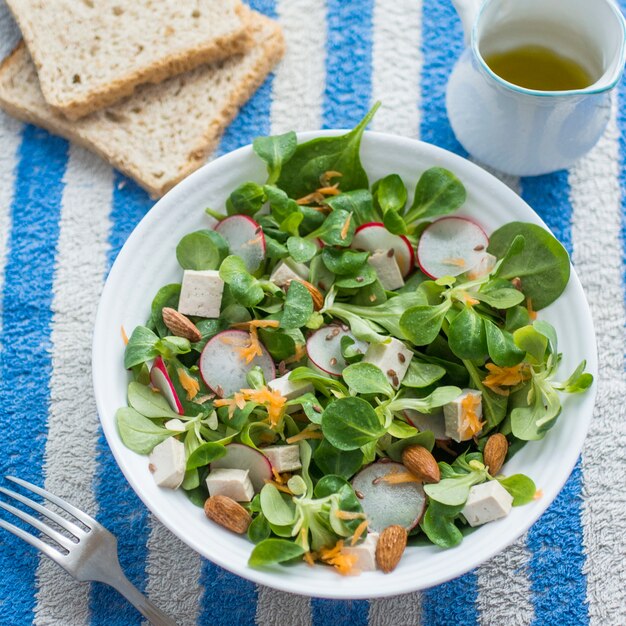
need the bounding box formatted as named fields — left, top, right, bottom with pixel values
left=321, top=247, right=369, bottom=275
left=400, top=302, right=451, bottom=346
left=280, top=211, right=304, bottom=237
left=334, top=264, right=377, bottom=289
left=276, top=103, right=381, bottom=198
left=191, top=318, right=229, bottom=352
left=280, top=280, right=314, bottom=329
left=488, top=222, right=570, bottom=310
left=405, top=167, right=467, bottom=223
left=484, top=319, right=526, bottom=367
left=257, top=327, right=297, bottom=361
left=127, top=382, right=180, bottom=419
left=498, top=474, right=537, bottom=506
left=313, top=439, right=364, bottom=480
left=474, top=288, right=525, bottom=310
left=287, top=237, right=318, bottom=263
left=401, top=360, right=446, bottom=388
left=387, top=386, right=462, bottom=414
left=248, top=513, right=272, bottom=544
left=150, top=284, right=181, bottom=337
left=505, top=305, right=531, bottom=332
left=186, top=442, right=227, bottom=471
left=116, top=407, right=172, bottom=454
left=253, top=132, right=298, bottom=184
left=513, top=325, right=548, bottom=363
left=288, top=366, right=348, bottom=396
left=259, top=484, right=296, bottom=526
left=447, top=306, right=488, bottom=361
left=326, top=189, right=378, bottom=225
left=248, top=539, right=305, bottom=567
left=373, top=174, right=407, bottom=213
left=387, top=419, right=418, bottom=439
left=226, top=182, right=267, bottom=216
left=382, top=209, right=408, bottom=235
left=124, top=326, right=160, bottom=369
left=321, top=397, right=385, bottom=450
left=264, top=185, right=299, bottom=223
left=420, top=500, right=464, bottom=548
left=219, top=255, right=264, bottom=307
left=424, top=468, right=488, bottom=506
left=309, top=209, right=355, bottom=247
left=342, top=362, right=394, bottom=397
left=464, top=360, right=509, bottom=430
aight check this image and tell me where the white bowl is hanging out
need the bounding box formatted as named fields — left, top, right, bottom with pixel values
left=92, top=131, right=597, bottom=599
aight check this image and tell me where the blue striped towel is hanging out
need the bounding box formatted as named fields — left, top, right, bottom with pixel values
left=0, top=0, right=625, bottom=624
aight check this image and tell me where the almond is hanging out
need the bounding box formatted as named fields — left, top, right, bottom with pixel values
left=296, top=279, right=325, bottom=311
left=402, top=445, right=440, bottom=484
left=483, top=433, right=508, bottom=476
left=376, top=525, right=407, bottom=573
left=204, top=495, right=252, bottom=534
left=162, top=307, right=202, bottom=342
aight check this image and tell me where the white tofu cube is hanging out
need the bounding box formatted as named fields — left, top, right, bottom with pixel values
left=205, top=468, right=254, bottom=502
left=342, top=532, right=379, bottom=572
left=178, top=269, right=224, bottom=318
left=148, top=437, right=185, bottom=489
left=262, top=444, right=302, bottom=472
left=443, top=389, right=483, bottom=442
left=461, top=480, right=513, bottom=527
left=164, top=418, right=186, bottom=432
left=467, top=253, right=497, bottom=280
left=268, top=373, right=314, bottom=401
left=270, top=260, right=309, bottom=289
left=362, top=337, right=413, bottom=388
left=367, top=250, right=405, bottom=291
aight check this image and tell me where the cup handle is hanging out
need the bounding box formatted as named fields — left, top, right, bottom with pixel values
left=450, top=0, right=482, bottom=44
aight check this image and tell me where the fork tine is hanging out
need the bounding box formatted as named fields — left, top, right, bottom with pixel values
left=0, top=487, right=85, bottom=539
left=0, top=500, right=77, bottom=552
left=0, top=518, right=66, bottom=567
left=6, top=476, right=97, bottom=529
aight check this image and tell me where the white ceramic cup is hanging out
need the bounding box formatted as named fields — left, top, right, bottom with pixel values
left=446, top=0, right=626, bottom=176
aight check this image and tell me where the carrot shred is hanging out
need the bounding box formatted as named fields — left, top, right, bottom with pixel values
left=319, top=171, right=342, bottom=187
left=121, top=326, right=129, bottom=346
left=316, top=185, right=341, bottom=196
left=285, top=427, right=324, bottom=444
left=272, top=468, right=292, bottom=484
left=442, top=257, right=467, bottom=267
left=222, top=326, right=269, bottom=365
left=263, top=479, right=293, bottom=495
left=231, top=320, right=280, bottom=330
left=303, top=551, right=316, bottom=566
left=214, top=386, right=286, bottom=426
left=526, top=296, right=538, bottom=321
left=533, top=489, right=544, bottom=500
left=319, top=540, right=359, bottom=576
left=335, top=510, right=366, bottom=521
left=176, top=368, right=199, bottom=400
left=340, top=213, right=352, bottom=240
left=375, top=471, right=421, bottom=485
left=483, top=363, right=530, bottom=391
left=350, top=520, right=369, bottom=546
left=284, top=343, right=307, bottom=364
left=296, top=191, right=327, bottom=206
left=459, top=393, right=485, bottom=439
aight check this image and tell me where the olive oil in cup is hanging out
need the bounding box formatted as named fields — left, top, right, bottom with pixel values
left=485, top=45, right=593, bottom=91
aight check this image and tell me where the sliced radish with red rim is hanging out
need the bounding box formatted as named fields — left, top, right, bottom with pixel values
left=351, top=460, right=426, bottom=532
left=214, top=215, right=265, bottom=272
left=199, top=329, right=275, bottom=397
left=150, top=356, right=183, bottom=415
left=210, top=443, right=273, bottom=492
left=417, top=216, right=489, bottom=279
left=351, top=222, right=415, bottom=277
left=306, top=324, right=368, bottom=376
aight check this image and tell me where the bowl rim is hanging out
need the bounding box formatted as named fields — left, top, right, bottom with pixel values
left=92, top=130, right=598, bottom=598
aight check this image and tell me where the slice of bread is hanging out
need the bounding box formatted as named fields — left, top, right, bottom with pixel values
left=5, top=0, right=252, bottom=120
left=0, top=11, right=284, bottom=198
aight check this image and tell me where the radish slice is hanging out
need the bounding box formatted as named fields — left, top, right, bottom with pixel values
left=306, top=325, right=368, bottom=376
left=150, top=357, right=183, bottom=414
left=214, top=215, right=265, bottom=272
left=351, top=461, right=426, bottom=532
left=211, top=443, right=273, bottom=492
left=351, top=223, right=415, bottom=277
left=417, top=217, right=489, bottom=279
left=405, top=409, right=450, bottom=442
left=199, top=330, right=275, bottom=397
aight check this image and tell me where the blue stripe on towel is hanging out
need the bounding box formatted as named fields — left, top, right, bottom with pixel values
left=520, top=172, right=588, bottom=626
left=0, top=126, right=67, bottom=624
left=197, top=2, right=275, bottom=624
left=312, top=0, right=373, bottom=622
left=90, top=174, right=153, bottom=626
left=420, top=2, right=477, bottom=624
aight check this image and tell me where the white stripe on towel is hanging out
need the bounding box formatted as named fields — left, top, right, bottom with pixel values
left=369, top=592, right=422, bottom=626
left=370, top=0, right=423, bottom=137
left=34, top=146, right=113, bottom=626
left=571, top=103, right=626, bottom=625
left=269, top=0, right=327, bottom=133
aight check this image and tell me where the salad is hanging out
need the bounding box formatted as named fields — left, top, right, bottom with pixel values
left=117, top=103, right=593, bottom=576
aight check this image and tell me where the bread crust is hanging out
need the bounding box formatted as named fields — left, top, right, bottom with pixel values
left=5, top=0, right=254, bottom=120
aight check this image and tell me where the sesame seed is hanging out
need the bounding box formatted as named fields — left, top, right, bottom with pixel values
left=355, top=490, right=365, bottom=499
left=474, top=244, right=485, bottom=251
left=329, top=357, right=338, bottom=366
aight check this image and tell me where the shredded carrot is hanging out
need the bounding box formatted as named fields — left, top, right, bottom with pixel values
left=263, top=479, right=294, bottom=495
left=272, top=468, right=292, bottom=484
left=442, top=257, right=467, bottom=267
left=296, top=191, right=327, bottom=206
left=375, top=471, right=421, bottom=485
left=459, top=393, right=485, bottom=439
left=176, top=368, right=199, bottom=400
left=526, top=296, right=538, bottom=321
left=284, top=343, right=307, bottom=364
left=121, top=326, right=129, bottom=346
left=350, top=519, right=369, bottom=546
left=335, top=510, right=366, bottom=521
left=320, top=171, right=342, bottom=187
left=286, top=427, right=324, bottom=444
left=316, top=185, right=341, bottom=196
left=461, top=292, right=480, bottom=307
left=534, top=489, right=544, bottom=500
left=340, top=213, right=352, bottom=240
left=483, top=363, right=530, bottom=391
left=214, top=386, right=286, bottom=426
left=221, top=326, right=268, bottom=364
left=303, top=551, right=316, bottom=566
left=319, top=540, right=358, bottom=576
left=231, top=320, right=280, bottom=330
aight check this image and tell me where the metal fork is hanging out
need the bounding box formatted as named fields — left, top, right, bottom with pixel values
left=0, top=476, right=178, bottom=626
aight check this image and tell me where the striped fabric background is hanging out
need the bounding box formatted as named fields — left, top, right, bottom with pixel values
left=0, top=0, right=625, bottom=624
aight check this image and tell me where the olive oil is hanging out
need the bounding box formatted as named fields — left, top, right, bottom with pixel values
left=484, top=45, right=593, bottom=91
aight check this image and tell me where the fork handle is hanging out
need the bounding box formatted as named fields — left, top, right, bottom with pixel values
left=107, top=573, right=179, bottom=626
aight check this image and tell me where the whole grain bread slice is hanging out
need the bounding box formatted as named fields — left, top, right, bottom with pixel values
left=0, top=11, right=284, bottom=198
left=5, top=0, right=252, bottom=120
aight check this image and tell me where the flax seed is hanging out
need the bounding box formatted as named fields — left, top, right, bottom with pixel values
left=398, top=353, right=406, bottom=363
